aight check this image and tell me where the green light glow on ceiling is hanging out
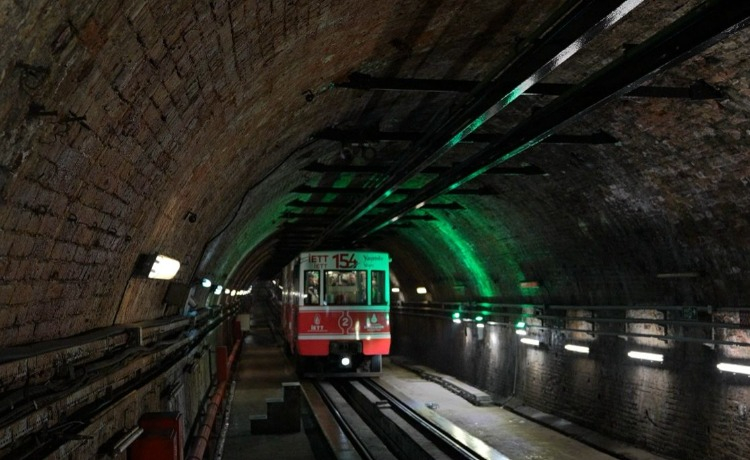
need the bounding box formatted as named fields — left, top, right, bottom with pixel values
left=428, top=215, right=495, bottom=298
left=320, top=173, right=355, bottom=212
left=217, top=173, right=327, bottom=283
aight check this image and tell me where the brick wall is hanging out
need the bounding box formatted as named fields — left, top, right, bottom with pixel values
left=393, top=314, right=750, bottom=460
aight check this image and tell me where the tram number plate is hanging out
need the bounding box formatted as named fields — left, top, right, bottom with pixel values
left=333, top=253, right=357, bottom=269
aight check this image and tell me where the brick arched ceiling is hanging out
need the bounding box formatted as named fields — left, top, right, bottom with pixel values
left=1, top=1, right=749, bottom=346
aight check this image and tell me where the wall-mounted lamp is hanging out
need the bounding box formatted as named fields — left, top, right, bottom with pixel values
left=391, top=287, right=400, bottom=293
left=717, top=363, right=750, bottom=375
left=201, top=278, right=212, bottom=288
left=564, top=344, right=590, bottom=354
left=213, top=285, right=223, bottom=295
left=627, top=351, right=663, bottom=362
left=519, top=281, right=540, bottom=289
left=451, top=312, right=461, bottom=324
left=230, top=290, right=237, bottom=296
left=520, top=338, right=540, bottom=346
left=416, top=287, right=427, bottom=294
left=133, top=254, right=181, bottom=280
left=224, top=288, right=230, bottom=294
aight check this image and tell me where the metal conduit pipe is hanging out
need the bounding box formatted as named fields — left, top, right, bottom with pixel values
left=186, top=339, right=241, bottom=460
left=214, top=380, right=237, bottom=460
left=0, top=326, right=130, bottom=364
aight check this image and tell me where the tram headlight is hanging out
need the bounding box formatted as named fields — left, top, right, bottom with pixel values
left=340, top=356, right=352, bottom=367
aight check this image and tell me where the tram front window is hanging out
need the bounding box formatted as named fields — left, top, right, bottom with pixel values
left=325, top=270, right=367, bottom=305
left=304, top=270, right=320, bottom=305
left=371, top=270, right=386, bottom=305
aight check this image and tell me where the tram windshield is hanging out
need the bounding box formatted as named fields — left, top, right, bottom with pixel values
left=304, top=270, right=320, bottom=305
left=325, top=270, right=367, bottom=305
left=371, top=270, right=386, bottom=305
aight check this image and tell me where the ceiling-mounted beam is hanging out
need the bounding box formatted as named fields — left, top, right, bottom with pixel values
left=353, top=0, right=750, bottom=241
left=312, top=0, right=645, bottom=247
left=292, top=185, right=496, bottom=195
left=339, top=73, right=724, bottom=100
left=302, top=161, right=547, bottom=176
left=286, top=198, right=465, bottom=210
left=313, top=127, right=618, bottom=145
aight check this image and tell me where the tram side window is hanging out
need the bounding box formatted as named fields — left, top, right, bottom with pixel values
left=371, top=270, right=386, bottom=305
left=325, top=270, right=367, bottom=305
left=304, top=270, right=320, bottom=305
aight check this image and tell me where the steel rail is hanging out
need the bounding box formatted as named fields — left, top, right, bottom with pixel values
left=313, top=380, right=377, bottom=460
left=358, top=379, right=496, bottom=460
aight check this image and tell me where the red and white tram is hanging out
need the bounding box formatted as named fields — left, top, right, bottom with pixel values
left=281, top=250, right=390, bottom=374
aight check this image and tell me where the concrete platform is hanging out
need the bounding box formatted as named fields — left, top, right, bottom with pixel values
left=384, top=358, right=670, bottom=460
left=219, top=321, right=315, bottom=460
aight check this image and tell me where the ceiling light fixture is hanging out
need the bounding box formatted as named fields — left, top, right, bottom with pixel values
left=564, top=344, right=590, bottom=354
left=627, top=351, right=663, bottom=362
left=717, top=363, right=750, bottom=375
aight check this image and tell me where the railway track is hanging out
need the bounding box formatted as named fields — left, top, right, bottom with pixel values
left=305, top=377, right=508, bottom=460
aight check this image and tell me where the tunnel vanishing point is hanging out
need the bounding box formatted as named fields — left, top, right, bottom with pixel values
left=1, top=1, right=750, bottom=459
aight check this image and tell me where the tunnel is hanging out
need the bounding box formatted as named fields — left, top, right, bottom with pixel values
left=1, top=0, right=750, bottom=458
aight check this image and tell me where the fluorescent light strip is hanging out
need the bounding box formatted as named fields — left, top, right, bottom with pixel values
left=564, top=344, right=590, bottom=354
left=717, top=363, right=750, bottom=375
left=520, top=338, right=539, bottom=346
left=627, top=351, right=663, bottom=362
